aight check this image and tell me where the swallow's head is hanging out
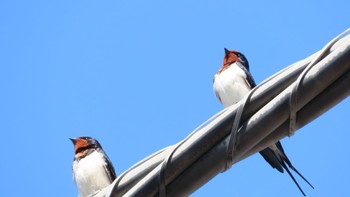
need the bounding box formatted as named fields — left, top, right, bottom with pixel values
left=70, top=136, right=102, bottom=160
left=218, top=48, right=249, bottom=74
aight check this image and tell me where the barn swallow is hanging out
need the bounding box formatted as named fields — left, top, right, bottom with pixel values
left=213, top=48, right=314, bottom=196
left=70, top=136, right=117, bottom=197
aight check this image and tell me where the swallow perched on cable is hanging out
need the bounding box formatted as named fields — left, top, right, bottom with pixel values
left=213, top=48, right=314, bottom=196
left=70, top=136, right=117, bottom=197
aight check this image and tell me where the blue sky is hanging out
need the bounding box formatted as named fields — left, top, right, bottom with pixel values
left=1, top=1, right=349, bottom=196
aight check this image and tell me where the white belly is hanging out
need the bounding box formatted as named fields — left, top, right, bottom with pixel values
left=213, top=65, right=251, bottom=108
left=72, top=151, right=112, bottom=197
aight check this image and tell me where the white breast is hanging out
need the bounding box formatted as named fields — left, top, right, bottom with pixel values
left=213, top=64, right=251, bottom=108
left=72, top=151, right=112, bottom=197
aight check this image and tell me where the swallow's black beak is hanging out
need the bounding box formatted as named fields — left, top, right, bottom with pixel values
left=69, top=138, right=77, bottom=144
left=224, top=48, right=230, bottom=55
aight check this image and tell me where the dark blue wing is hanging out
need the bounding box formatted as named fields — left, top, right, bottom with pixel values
left=237, top=63, right=256, bottom=88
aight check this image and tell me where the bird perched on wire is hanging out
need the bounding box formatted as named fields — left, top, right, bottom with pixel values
left=213, top=48, right=314, bottom=196
left=70, top=136, right=117, bottom=197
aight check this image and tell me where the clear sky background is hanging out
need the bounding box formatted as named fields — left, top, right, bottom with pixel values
left=1, top=1, right=349, bottom=197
